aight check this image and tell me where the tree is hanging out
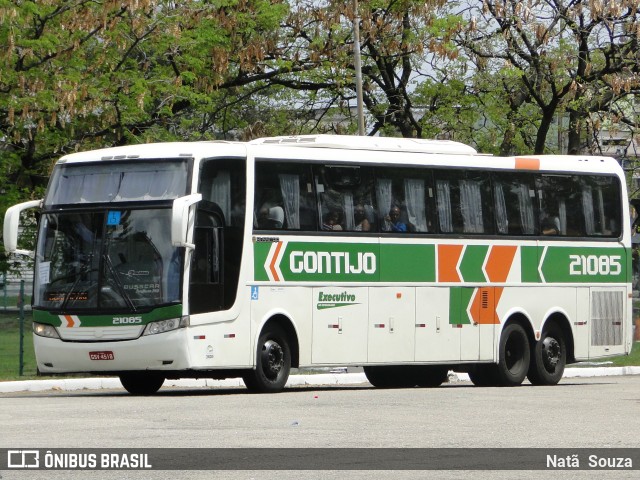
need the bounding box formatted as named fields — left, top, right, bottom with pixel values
left=457, top=0, right=640, bottom=154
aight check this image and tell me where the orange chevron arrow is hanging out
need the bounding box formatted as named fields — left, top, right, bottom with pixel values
left=438, top=244, right=463, bottom=282
left=469, top=287, right=501, bottom=325
left=484, top=245, right=517, bottom=283
left=269, top=241, right=283, bottom=282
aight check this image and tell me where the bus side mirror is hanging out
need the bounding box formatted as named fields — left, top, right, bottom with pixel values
left=3, top=199, right=42, bottom=256
left=171, top=194, right=202, bottom=249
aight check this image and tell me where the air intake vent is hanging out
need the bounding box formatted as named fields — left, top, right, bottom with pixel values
left=591, top=290, right=623, bottom=346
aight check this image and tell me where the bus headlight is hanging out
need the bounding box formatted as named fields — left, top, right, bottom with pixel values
left=143, top=316, right=189, bottom=336
left=33, top=322, right=60, bottom=339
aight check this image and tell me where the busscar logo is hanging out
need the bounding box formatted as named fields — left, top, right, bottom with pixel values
left=8, top=450, right=40, bottom=468
left=316, top=291, right=359, bottom=310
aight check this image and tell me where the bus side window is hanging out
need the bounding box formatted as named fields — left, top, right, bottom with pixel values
left=433, top=170, right=493, bottom=235
left=492, top=173, right=537, bottom=236
left=316, top=165, right=376, bottom=233
left=254, top=162, right=316, bottom=231
left=538, top=175, right=584, bottom=236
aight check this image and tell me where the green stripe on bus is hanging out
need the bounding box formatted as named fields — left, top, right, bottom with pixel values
left=449, top=287, right=474, bottom=325
left=379, top=244, right=435, bottom=282
left=254, top=241, right=628, bottom=284
left=32, top=304, right=183, bottom=327
left=459, top=245, right=489, bottom=282
left=521, top=246, right=541, bottom=283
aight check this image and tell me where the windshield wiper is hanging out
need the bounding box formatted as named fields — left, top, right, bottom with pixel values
left=60, top=257, right=94, bottom=311
left=103, top=253, right=137, bottom=312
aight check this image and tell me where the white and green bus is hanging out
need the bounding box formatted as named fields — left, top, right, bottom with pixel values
left=3, top=135, right=633, bottom=394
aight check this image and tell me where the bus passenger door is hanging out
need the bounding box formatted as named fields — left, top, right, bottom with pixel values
left=414, top=287, right=460, bottom=362
left=189, top=204, right=224, bottom=314
left=311, top=287, right=368, bottom=364
left=368, top=287, right=415, bottom=363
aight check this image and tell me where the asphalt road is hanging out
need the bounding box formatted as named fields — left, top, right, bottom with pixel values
left=1, top=375, right=639, bottom=479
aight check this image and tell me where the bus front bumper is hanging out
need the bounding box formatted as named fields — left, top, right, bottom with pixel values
left=33, top=329, right=190, bottom=374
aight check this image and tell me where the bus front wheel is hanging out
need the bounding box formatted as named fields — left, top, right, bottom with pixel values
left=243, top=324, right=291, bottom=393
left=119, top=373, right=164, bottom=395
left=527, top=324, right=566, bottom=385
left=495, top=323, right=530, bottom=386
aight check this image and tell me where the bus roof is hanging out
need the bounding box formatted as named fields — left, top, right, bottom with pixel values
left=54, top=136, right=622, bottom=176
left=250, top=134, right=480, bottom=155
left=56, top=141, right=247, bottom=164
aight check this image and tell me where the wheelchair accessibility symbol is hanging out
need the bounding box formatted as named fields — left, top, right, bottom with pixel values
left=251, top=286, right=259, bottom=300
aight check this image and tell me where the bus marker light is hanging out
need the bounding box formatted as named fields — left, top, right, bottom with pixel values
left=374, top=324, right=385, bottom=329
left=396, top=293, right=402, bottom=299
left=194, top=335, right=205, bottom=340
left=415, top=324, right=426, bottom=328
left=224, top=334, right=236, bottom=338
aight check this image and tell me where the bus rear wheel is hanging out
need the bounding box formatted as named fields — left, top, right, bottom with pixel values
left=468, top=365, right=498, bottom=387
left=243, top=324, right=291, bottom=393
left=119, top=372, right=165, bottom=395
left=527, top=324, right=566, bottom=385
left=495, top=323, right=530, bottom=386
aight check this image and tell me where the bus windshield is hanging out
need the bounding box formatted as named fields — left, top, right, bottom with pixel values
left=44, top=160, right=188, bottom=206
left=34, top=209, right=181, bottom=311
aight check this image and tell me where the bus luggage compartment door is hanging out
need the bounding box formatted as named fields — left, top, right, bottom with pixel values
left=311, top=287, right=368, bottom=364
left=367, top=287, right=415, bottom=363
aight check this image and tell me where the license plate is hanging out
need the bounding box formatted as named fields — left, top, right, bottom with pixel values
left=89, top=351, right=114, bottom=360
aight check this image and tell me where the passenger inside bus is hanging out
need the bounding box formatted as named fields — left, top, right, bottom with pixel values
left=541, top=214, right=561, bottom=235
left=322, top=211, right=343, bottom=231
left=384, top=206, right=407, bottom=232
left=353, top=204, right=371, bottom=232
left=257, top=204, right=284, bottom=229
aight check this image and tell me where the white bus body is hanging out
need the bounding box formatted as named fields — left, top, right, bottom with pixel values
left=4, top=135, right=632, bottom=393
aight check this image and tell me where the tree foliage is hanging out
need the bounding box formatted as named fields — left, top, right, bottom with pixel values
left=457, top=0, right=640, bottom=154
left=2, top=0, right=640, bottom=210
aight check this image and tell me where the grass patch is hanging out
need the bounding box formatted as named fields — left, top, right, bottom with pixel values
left=607, top=341, right=640, bottom=367
left=0, top=310, right=38, bottom=379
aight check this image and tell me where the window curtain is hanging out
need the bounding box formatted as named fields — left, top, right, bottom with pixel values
left=436, top=180, right=453, bottom=232
left=460, top=180, right=483, bottom=233
left=517, top=184, right=535, bottom=234
left=376, top=179, right=393, bottom=230
left=116, top=172, right=151, bottom=201
left=597, top=187, right=606, bottom=234
left=404, top=178, right=428, bottom=232
left=211, top=170, right=231, bottom=223
left=279, top=174, right=300, bottom=229
left=494, top=183, right=508, bottom=234
left=582, top=185, right=595, bottom=235
left=343, top=192, right=355, bottom=230
left=559, top=199, right=567, bottom=234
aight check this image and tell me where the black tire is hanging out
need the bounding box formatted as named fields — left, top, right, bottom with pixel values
left=363, top=366, right=404, bottom=388
left=243, top=324, right=291, bottom=393
left=468, top=365, right=499, bottom=387
left=527, top=324, right=566, bottom=385
left=415, top=366, right=449, bottom=388
left=364, top=365, right=448, bottom=388
left=119, top=373, right=164, bottom=395
left=495, top=323, right=531, bottom=386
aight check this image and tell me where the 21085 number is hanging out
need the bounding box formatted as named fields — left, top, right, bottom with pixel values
left=569, top=255, right=622, bottom=276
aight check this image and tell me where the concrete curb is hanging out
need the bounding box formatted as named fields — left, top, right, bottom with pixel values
left=1, top=367, right=640, bottom=394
